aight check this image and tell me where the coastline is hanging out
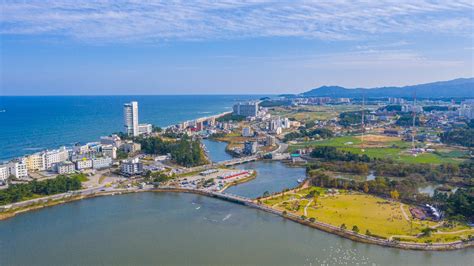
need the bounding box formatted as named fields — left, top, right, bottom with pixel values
left=1, top=187, right=472, bottom=251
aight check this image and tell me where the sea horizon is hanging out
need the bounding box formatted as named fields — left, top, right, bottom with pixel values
left=0, top=95, right=263, bottom=161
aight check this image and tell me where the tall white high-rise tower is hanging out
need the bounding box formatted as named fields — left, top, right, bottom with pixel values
left=124, top=101, right=139, bottom=137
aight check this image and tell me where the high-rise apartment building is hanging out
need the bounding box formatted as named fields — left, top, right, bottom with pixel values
left=124, top=101, right=139, bottom=137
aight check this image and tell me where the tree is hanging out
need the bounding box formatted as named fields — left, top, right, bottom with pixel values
left=263, top=191, right=270, bottom=198
left=363, top=182, right=369, bottom=193
left=365, top=229, right=371, bottom=236
left=152, top=125, right=163, bottom=133
left=352, top=225, right=360, bottom=233
left=340, top=223, right=347, bottom=230
left=313, top=195, right=319, bottom=207
left=421, top=227, right=434, bottom=237
left=309, top=217, right=316, bottom=223
left=390, top=190, right=400, bottom=200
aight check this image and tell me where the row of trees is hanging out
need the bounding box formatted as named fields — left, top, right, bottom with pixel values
left=309, top=146, right=473, bottom=185
left=216, top=113, right=246, bottom=122
left=395, top=113, right=421, bottom=127
left=307, top=161, right=370, bottom=175
left=339, top=111, right=366, bottom=127
left=433, top=188, right=473, bottom=222
left=284, top=128, right=334, bottom=142
left=139, top=136, right=208, bottom=167
left=308, top=170, right=425, bottom=203
left=440, top=127, right=474, bottom=147
left=310, top=146, right=371, bottom=163
left=0, top=175, right=82, bottom=205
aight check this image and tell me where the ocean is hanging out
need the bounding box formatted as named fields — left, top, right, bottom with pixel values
left=0, top=95, right=261, bottom=161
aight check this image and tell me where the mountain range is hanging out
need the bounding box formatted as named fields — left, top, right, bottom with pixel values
left=302, top=78, right=474, bottom=98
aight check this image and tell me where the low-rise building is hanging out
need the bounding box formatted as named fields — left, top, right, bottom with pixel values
left=122, top=142, right=141, bottom=154
left=92, top=157, right=112, bottom=169
left=138, top=123, right=153, bottom=135
left=0, top=165, right=9, bottom=181
left=75, top=158, right=93, bottom=170
left=121, top=158, right=143, bottom=176
left=7, top=159, right=28, bottom=179
left=55, top=161, right=75, bottom=175
left=102, top=145, right=117, bottom=159
left=100, top=134, right=122, bottom=147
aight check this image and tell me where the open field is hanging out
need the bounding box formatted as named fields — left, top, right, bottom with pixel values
left=263, top=187, right=474, bottom=243
left=270, top=105, right=378, bottom=122
left=289, top=135, right=464, bottom=164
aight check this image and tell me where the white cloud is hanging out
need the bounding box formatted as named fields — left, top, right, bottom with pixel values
left=1, top=0, right=473, bottom=43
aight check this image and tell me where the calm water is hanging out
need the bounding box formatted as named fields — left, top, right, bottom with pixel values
left=202, top=139, right=233, bottom=163
left=0, top=95, right=260, bottom=161
left=226, top=161, right=305, bottom=199
left=0, top=193, right=472, bottom=266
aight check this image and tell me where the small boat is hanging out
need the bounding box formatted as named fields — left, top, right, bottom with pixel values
left=297, top=178, right=304, bottom=183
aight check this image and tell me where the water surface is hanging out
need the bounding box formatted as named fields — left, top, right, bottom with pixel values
left=202, top=139, right=233, bottom=163
left=0, top=193, right=471, bottom=266
left=225, top=161, right=305, bottom=198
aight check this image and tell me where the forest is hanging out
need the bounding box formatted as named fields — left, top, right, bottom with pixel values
left=0, top=175, right=82, bottom=205
left=139, top=136, right=208, bottom=167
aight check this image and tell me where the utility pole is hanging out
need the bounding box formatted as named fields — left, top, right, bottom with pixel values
left=361, top=94, right=365, bottom=152
left=412, top=91, right=417, bottom=151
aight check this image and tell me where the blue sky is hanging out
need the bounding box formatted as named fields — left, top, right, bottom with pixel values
left=1, top=1, right=473, bottom=95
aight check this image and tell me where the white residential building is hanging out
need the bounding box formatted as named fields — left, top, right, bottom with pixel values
left=75, top=159, right=93, bottom=170
left=102, top=145, right=117, bottom=159
left=401, top=104, right=423, bottom=113
left=124, top=101, right=139, bottom=137
left=92, top=157, right=112, bottom=169
left=45, top=147, right=69, bottom=170
left=8, top=159, right=28, bottom=179
left=138, top=123, right=153, bottom=135
left=55, top=161, right=76, bottom=174
left=100, top=134, right=122, bottom=147
left=121, top=158, right=143, bottom=176
left=282, top=118, right=290, bottom=129
left=0, top=165, right=9, bottom=181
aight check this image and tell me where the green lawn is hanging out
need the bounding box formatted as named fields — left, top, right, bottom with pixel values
left=263, top=188, right=474, bottom=243
left=70, top=173, right=89, bottom=182
left=289, top=135, right=463, bottom=164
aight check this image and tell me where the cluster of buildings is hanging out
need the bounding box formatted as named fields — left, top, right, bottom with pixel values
left=459, top=100, right=474, bottom=120
left=267, top=116, right=300, bottom=135
left=0, top=101, right=153, bottom=184
left=290, top=97, right=351, bottom=105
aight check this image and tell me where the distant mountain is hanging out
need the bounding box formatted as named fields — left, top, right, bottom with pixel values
left=302, top=78, right=474, bottom=98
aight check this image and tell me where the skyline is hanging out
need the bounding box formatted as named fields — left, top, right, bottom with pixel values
left=1, top=1, right=474, bottom=95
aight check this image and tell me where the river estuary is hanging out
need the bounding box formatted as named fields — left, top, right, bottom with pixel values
left=0, top=140, right=472, bottom=265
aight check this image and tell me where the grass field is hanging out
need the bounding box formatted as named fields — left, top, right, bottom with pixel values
left=288, top=135, right=462, bottom=164
left=263, top=187, right=474, bottom=243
